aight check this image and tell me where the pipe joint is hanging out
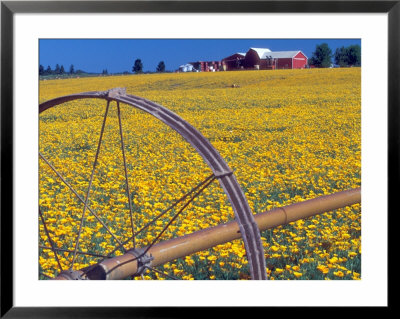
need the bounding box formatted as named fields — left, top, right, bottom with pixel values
left=127, top=248, right=154, bottom=276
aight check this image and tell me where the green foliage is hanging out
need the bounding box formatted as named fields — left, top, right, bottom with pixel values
left=310, top=43, right=332, bottom=68
left=133, top=58, right=143, bottom=74
left=334, top=47, right=346, bottom=67
left=346, top=45, right=361, bottom=66
left=39, top=70, right=90, bottom=80
left=40, top=64, right=79, bottom=76
left=335, top=45, right=361, bottom=67
left=156, top=61, right=166, bottom=73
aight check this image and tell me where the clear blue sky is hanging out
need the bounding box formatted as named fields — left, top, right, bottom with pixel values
left=39, top=39, right=361, bottom=73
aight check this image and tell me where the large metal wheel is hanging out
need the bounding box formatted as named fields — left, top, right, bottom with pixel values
left=39, top=88, right=267, bottom=280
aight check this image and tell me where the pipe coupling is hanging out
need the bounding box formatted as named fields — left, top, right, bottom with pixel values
left=127, top=248, right=154, bottom=276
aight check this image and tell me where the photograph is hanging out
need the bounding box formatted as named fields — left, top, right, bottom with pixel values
left=2, top=0, right=394, bottom=314
left=38, top=38, right=362, bottom=281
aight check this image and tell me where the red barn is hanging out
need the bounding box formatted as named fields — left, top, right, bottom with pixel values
left=243, top=48, right=308, bottom=70
left=270, top=51, right=308, bottom=69
left=221, top=53, right=246, bottom=71
left=243, top=48, right=274, bottom=70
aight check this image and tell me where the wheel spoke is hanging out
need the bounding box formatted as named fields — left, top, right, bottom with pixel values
left=133, top=173, right=215, bottom=239
left=116, top=101, right=136, bottom=248
left=39, top=152, right=127, bottom=253
left=71, top=100, right=110, bottom=269
left=39, top=207, right=64, bottom=273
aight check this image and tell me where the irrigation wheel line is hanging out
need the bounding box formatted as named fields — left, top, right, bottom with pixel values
left=39, top=87, right=268, bottom=280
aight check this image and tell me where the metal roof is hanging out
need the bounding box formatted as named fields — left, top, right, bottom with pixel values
left=249, top=48, right=272, bottom=58
left=261, top=50, right=308, bottom=59
left=247, top=48, right=308, bottom=59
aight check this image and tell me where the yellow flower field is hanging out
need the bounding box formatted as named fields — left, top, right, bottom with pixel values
left=39, top=68, right=361, bottom=280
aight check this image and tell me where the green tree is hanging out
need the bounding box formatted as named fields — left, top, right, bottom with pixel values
left=310, top=43, right=332, bottom=68
left=102, top=69, right=108, bottom=75
left=54, top=64, right=61, bottom=74
left=346, top=45, right=361, bottom=66
left=60, top=65, right=65, bottom=74
left=133, top=59, right=143, bottom=74
left=334, top=46, right=348, bottom=67
left=39, top=64, right=44, bottom=75
left=45, top=65, right=52, bottom=75
left=156, top=61, right=166, bottom=73
left=69, top=64, right=75, bottom=74
left=334, top=44, right=361, bottom=67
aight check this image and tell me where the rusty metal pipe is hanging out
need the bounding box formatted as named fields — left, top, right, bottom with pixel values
left=75, top=187, right=360, bottom=280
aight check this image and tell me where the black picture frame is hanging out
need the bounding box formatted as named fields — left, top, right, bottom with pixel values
left=1, top=1, right=395, bottom=317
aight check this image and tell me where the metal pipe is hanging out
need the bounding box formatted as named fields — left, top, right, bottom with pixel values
left=64, top=187, right=360, bottom=280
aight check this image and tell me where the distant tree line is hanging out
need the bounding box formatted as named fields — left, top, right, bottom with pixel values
left=39, top=59, right=168, bottom=76
left=309, top=43, right=361, bottom=68
left=39, top=64, right=87, bottom=76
